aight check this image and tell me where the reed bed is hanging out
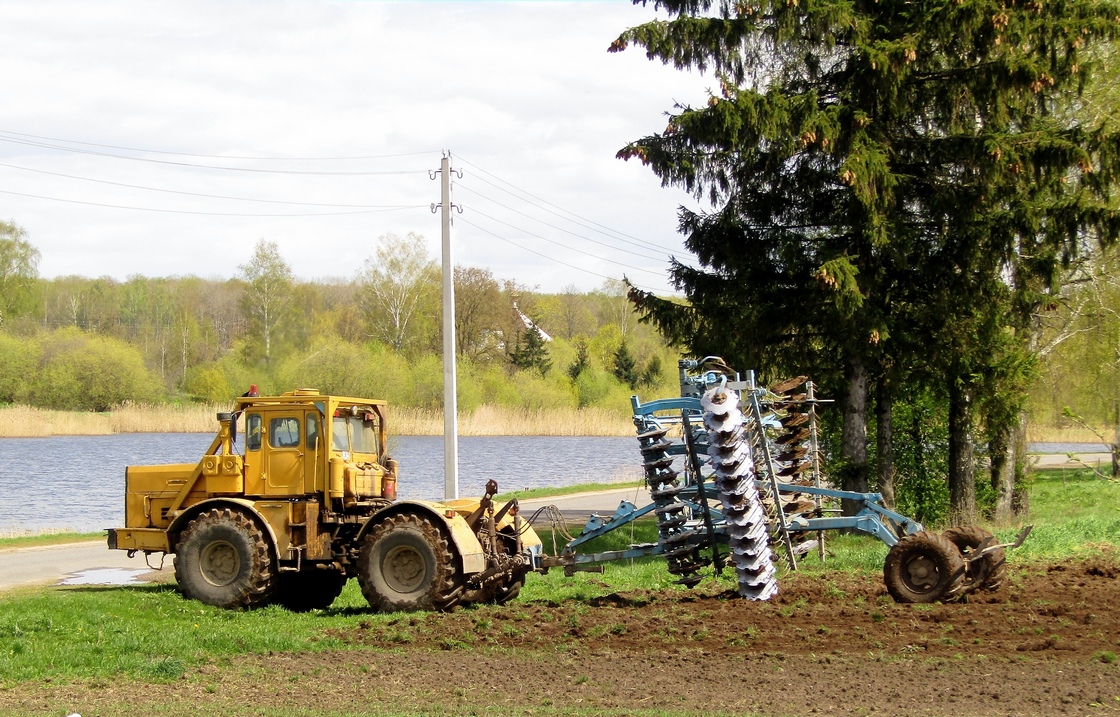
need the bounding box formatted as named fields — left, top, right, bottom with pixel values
left=0, top=403, right=635, bottom=438
left=393, top=405, right=633, bottom=436
left=1027, top=424, right=1117, bottom=444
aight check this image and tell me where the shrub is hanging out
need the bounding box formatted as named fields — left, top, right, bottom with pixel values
left=28, top=328, right=161, bottom=410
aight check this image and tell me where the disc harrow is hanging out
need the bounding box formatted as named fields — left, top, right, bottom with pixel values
left=701, top=385, right=778, bottom=600
left=636, top=425, right=708, bottom=586
left=537, top=357, right=1031, bottom=605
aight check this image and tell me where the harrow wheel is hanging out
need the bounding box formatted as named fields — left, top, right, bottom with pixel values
left=357, top=512, right=461, bottom=612
left=942, top=525, right=1006, bottom=593
left=883, top=531, right=966, bottom=603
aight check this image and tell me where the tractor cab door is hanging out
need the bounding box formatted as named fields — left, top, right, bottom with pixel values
left=264, top=414, right=306, bottom=496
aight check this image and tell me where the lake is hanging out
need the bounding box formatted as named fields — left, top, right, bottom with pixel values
left=0, top=434, right=641, bottom=535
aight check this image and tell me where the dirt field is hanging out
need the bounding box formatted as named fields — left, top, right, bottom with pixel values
left=3, top=560, right=1118, bottom=717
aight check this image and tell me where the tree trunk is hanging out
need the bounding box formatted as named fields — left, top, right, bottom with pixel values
left=875, top=375, right=896, bottom=509
left=1012, top=410, right=1031, bottom=516
left=840, top=353, right=869, bottom=516
left=948, top=381, right=977, bottom=525
left=988, top=420, right=1015, bottom=523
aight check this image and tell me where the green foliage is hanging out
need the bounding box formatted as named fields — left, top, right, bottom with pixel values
left=566, top=338, right=590, bottom=381
left=0, top=332, right=39, bottom=403
left=612, top=341, right=639, bottom=389
left=508, top=324, right=552, bottom=377
left=21, top=328, right=161, bottom=411
left=239, top=239, right=295, bottom=365
left=0, top=220, right=40, bottom=325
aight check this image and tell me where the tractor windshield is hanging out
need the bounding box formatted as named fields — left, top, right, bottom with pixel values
left=330, top=412, right=380, bottom=457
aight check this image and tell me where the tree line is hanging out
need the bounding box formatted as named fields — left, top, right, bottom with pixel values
left=0, top=224, right=679, bottom=413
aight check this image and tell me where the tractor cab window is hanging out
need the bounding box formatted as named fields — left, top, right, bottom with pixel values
left=330, top=411, right=381, bottom=456
left=269, top=417, right=301, bottom=449
left=331, top=416, right=349, bottom=452
left=351, top=415, right=379, bottom=455
left=246, top=414, right=262, bottom=451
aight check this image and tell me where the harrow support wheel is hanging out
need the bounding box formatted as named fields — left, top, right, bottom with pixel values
left=174, top=507, right=276, bottom=609
left=275, top=569, right=348, bottom=612
left=357, top=512, right=461, bottom=613
left=883, top=531, right=966, bottom=604
left=943, top=525, right=1006, bottom=593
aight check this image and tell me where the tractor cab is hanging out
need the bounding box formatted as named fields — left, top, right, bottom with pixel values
left=234, top=390, right=397, bottom=508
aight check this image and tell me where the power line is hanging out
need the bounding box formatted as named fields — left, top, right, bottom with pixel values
left=0, top=135, right=428, bottom=176
left=457, top=216, right=674, bottom=295
left=456, top=154, right=689, bottom=257
left=0, top=189, right=426, bottom=217
left=465, top=206, right=669, bottom=278
left=0, top=161, right=407, bottom=208
left=0, top=129, right=437, bottom=161
left=455, top=181, right=673, bottom=263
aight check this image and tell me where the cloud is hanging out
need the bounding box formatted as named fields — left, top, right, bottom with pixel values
left=0, top=1, right=709, bottom=293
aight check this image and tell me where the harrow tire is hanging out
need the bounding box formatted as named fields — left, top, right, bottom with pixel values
left=943, top=525, right=1006, bottom=593
left=174, top=507, right=276, bottom=609
left=358, top=513, right=460, bottom=613
left=275, top=569, right=347, bottom=612
left=884, top=531, right=966, bottom=604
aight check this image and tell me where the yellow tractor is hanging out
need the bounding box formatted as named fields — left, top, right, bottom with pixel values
left=108, top=389, right=542, bottom=611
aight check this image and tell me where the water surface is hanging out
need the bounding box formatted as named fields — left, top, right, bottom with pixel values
left=0, top=434, right=641, bottom=534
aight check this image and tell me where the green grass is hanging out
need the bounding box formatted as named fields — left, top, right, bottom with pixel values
left=494, top=480, right=644, bottom=502
left=0, top=531, right=103, bottom=549
left=0, top=581, right=379, bottom=685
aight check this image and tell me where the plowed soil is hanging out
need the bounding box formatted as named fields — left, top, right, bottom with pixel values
left=4, top=560, right=1119, bottom=717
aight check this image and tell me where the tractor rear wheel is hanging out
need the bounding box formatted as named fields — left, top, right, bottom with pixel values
left=883, top=531, right=966, bottom=604
left=357, top=513, right=460, bottom=612
left=275, top=569, right=347, bottom=612
left=943, top=525, right=1006, bottom=593
left=174, top=507, right=276, bottom=609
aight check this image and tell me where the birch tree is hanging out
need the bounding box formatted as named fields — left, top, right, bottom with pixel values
left=358, top=232, right=438, bottom=353
left=239, top=239, right=293, bottom=364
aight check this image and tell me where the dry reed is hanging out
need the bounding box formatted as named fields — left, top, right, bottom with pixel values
left=0, top=403, right=635, bottom=438
left=1026, top=424, right=1116, bottom=444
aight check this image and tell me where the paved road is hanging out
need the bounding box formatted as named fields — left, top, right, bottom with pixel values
left=0, top=539, right=147, bottom=592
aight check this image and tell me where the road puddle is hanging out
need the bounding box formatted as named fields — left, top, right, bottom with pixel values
left=59, top=568, right=150, bottom=586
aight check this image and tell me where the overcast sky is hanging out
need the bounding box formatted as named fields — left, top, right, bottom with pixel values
left=0, top=1, right=714, bottom=295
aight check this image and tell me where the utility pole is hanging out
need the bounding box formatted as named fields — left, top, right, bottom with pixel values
left=431, top=153, right=460, bottom=499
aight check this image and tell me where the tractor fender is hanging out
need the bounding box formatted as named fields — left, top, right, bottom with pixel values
left=359, top=500, right=487, bottom=574
left=166, top=497, right=282, bottom=558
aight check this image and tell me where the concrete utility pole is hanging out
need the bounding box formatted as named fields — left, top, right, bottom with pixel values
left=436, top=153, right=459, bottom=500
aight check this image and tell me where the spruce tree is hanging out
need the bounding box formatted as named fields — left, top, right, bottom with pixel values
left=617, top=0, right=1120, bottom=519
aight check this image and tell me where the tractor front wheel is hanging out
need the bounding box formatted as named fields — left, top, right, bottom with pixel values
left=174, top=507, right=276, bottom=609
left=883, top=531, right=966, bottom=604
left=357, top=513, right=460, bottom=612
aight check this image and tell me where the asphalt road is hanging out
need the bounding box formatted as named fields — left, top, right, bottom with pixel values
left=0, top=539, right=147, bottom=592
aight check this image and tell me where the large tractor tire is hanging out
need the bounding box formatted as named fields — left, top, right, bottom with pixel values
left=943, top=525, right=1006, bottom=593
left=275, top=570, right=348, bottom=612
left=883, top=531, right=966, bottom=604
left=357, top=513, right=460, bottom=612
left=174, top=507, right=276, bottom=609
